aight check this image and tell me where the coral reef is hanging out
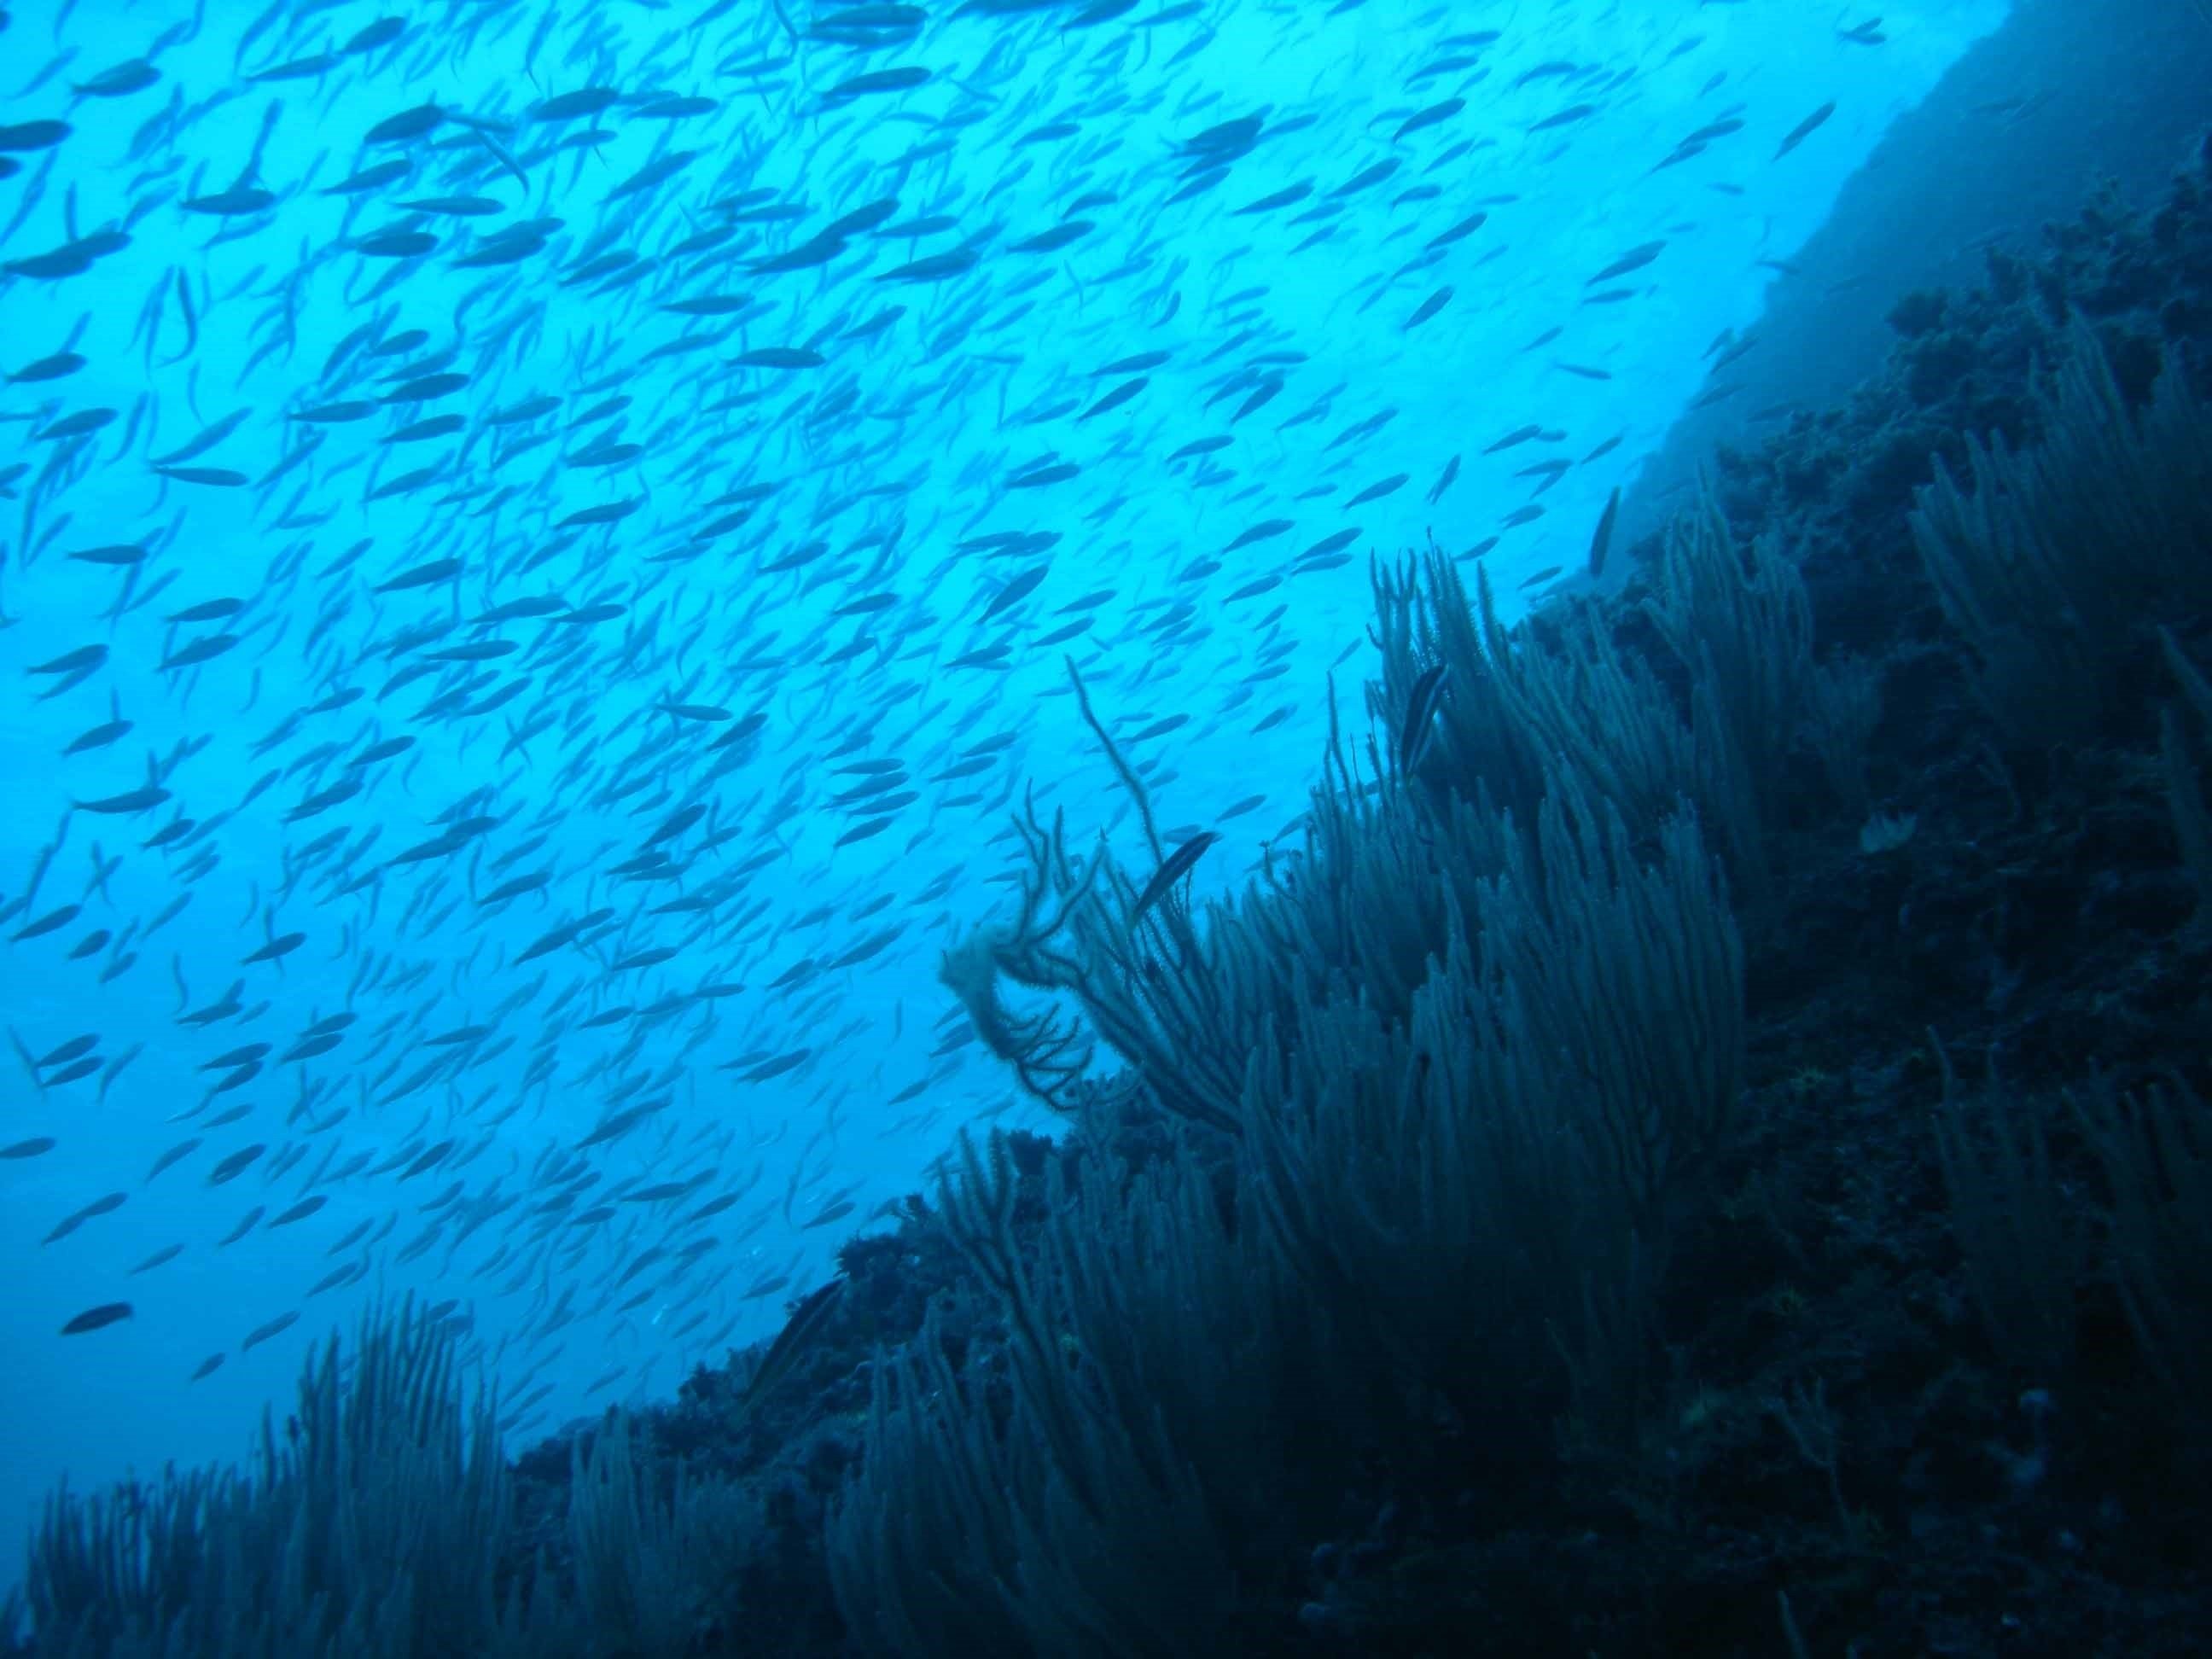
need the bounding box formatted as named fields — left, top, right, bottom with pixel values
left=15, top=131, right=2212, bottom=1659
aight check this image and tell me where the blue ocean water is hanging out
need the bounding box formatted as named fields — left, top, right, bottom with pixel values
left=0, top=0, right=2011, bottom=1606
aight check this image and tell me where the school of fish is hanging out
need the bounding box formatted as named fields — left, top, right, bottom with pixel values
left=0, top=0, right=1905, bottom=1547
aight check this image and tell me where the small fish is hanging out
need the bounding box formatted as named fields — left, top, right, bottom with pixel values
left=323, top=160, right=410, bottom=196
left=1130, top=832, right=1221, bottom=923
left=61, top=1302, right=133, bottom=1335
left=729, top=346, right=825, bottom=370
left=38, top=1034, right=98, bottom=1068
left=1394, top=97, right=1464, bottom=141
left=72, top=786, right=170, bottom=815
left=1426, top=211, right=1487, bottom=252
left=240, top=1310, right=299, bottom=1352
left=160, top=632, right=241, bottom=670
left=207, top=1144, right=266, bottom=1185
left=247, top=53, right=340, bottom=84
left=1347, top=473, right=1410, bottom=508
left=1587, top=241, right=1665, bottom=285
left=364, top=102, right=441, bottom=144
left=1776, top=101, right=1837, bottom=160
left=1080, top=377, right=1148, bottom=422
left=1405, top=287, right=1453, bottom=329
left=13, top=904, right=81, bottom=941
left=0, top=121, right=73, bottom=152
left=130, top=1243, right=185, bottom=1275
left=821, top=65, right=931, bottom=104
left=180, top=186, right=276, bottom=217
left=9, top=348, right=87, bottom=382
left=270, top=1196, right=327, bottom=1227
left=147, top=1138, right=202, bottom=1182
left=73, top=60, right=160, bottom=100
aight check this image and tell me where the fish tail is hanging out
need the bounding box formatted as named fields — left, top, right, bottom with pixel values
left=7, top=1026, right=45, bottom=1095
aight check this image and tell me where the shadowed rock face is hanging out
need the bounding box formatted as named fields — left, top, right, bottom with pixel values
left=1615, top=0, right=2212, bottom=562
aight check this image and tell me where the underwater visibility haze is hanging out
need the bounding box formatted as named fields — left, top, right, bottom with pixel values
left=3, top=0, right=2212, bottom=1652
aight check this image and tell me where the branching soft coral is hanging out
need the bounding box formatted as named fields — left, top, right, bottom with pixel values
left=935, top=798, right=1101, bottom=1115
